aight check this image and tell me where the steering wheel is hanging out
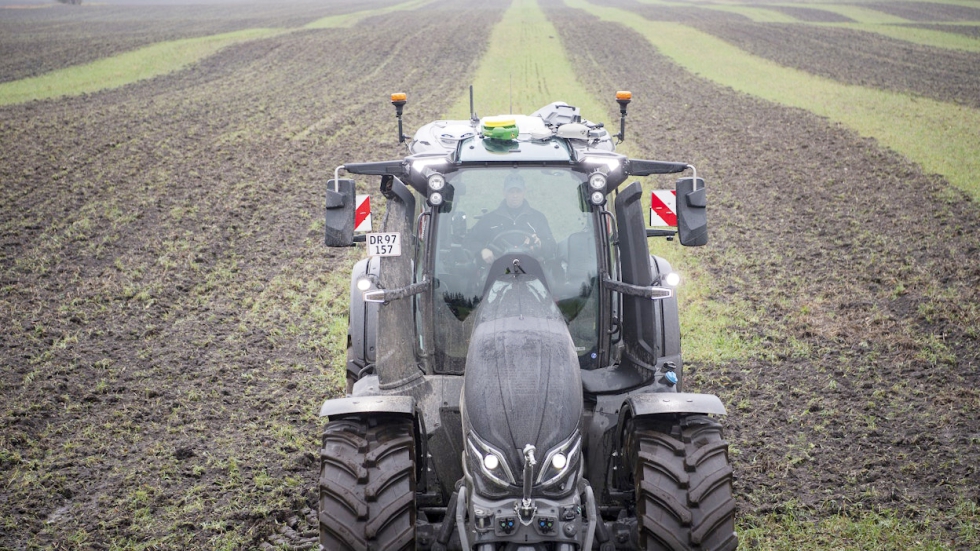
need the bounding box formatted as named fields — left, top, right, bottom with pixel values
left=486, top=229, right=537, bottom=256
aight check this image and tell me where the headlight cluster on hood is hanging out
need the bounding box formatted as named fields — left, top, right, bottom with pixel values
left=536, top=432, right=581, bottom=488
left=467, top=432, right=516, bottom=487
left=466, top=430, right=581, bottom=491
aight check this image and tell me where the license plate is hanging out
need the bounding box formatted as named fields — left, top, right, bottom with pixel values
left=367, top=232, right=401, bottom=256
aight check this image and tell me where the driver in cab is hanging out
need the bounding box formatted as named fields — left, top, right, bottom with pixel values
left=468, top=172, right=556, bottom=264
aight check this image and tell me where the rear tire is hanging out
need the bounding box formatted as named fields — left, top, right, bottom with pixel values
left=626, top=415, right=737, bottom=551
left=319, top=415, right=416, bottom=551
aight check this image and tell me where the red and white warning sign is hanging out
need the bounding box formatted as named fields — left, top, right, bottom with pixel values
left=650, top=190, right=677, bottom=227
left=355, top=194, right=372, bottom=232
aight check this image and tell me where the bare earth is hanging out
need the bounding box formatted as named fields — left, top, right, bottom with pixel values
left=2, top=0, right=979, bottom=548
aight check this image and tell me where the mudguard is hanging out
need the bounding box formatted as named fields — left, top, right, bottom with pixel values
left=318, top=395, right=415, bottom=419
left=620, top=392, right=726, bottom=426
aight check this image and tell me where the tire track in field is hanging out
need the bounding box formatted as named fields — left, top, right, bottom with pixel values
left=544, top=0, right=980, bottom=542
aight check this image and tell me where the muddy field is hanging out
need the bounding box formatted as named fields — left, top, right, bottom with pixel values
left=2, top=0, right=979, bottom=549
left=866, top=1, right=980, bottom=22
left=905, top=23, right=980, bottom=39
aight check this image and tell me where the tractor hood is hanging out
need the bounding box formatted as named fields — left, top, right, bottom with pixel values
left=462, top=258, right=583, bottom=480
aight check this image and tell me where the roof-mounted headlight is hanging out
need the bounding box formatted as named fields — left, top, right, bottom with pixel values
left=590, top=190, right=605, bottom=206
left=427, top=173, right=446, bottom=192
left=588, top=172, right=607, bottom=191
left=582, top=156, right=621, bottom=171
left=412, top=158, right=448, bottom=173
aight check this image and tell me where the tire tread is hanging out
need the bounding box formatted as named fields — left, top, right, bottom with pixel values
left=631, top=415, right=737, bottom=551
left=319, top=416, right=416, bottom=551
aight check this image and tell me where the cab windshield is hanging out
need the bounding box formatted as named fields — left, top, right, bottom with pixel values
left=426, top=167, right=599, bottom=372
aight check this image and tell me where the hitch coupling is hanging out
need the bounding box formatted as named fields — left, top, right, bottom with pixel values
left=516, top=444, right=537, bottom=525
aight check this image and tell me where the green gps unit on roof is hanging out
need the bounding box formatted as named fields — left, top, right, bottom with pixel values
left=481, top=116, right=519, bottom=141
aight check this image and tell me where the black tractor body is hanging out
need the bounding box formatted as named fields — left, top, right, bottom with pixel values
left=317, top=96, right=736, bottom=551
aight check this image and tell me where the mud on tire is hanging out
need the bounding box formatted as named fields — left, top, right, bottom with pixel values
left=626, top=415, right=737, bottom=551
left=319, top=415, right=416, bottom=551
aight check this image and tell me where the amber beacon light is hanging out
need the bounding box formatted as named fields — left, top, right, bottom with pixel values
left=615, top=91, right=631, bottom=143
left=391, top=93, right=409, bottom=143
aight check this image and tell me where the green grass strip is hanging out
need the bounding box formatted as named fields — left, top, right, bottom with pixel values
left=635, top=0, right=801, bottom=23
left=0, top=28, right=283, bottom=106
left=303, top=0, right=435, bottom=29
left=569, top=0, right=980, bottom=201
left=444, top=0, right=610, bottom=125
left=713, top=6, right=801, bottom=23
left=803, top=3, right=910, bottom=24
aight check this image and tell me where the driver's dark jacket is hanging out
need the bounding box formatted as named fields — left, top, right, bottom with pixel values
left=467, top=200, right=556, bottom=257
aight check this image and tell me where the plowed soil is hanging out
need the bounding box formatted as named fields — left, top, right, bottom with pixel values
left=905, top=23, right=980, bottom=39
left=2, top=0, right=979, bottom=548
left=865, top=1, right=980, bottom=22
left=544, top=0, right=979, bottom=543
left=0, top=1, right=502, bottom=548
left=691, top=22, right=980, bottom=109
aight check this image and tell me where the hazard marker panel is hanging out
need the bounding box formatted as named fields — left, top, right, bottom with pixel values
left=650, top=190, right=677, bottom=227
left=355, top=195, right=372, bottom=232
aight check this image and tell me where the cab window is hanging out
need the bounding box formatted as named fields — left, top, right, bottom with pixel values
left=427, top=167, right=600, bottom=372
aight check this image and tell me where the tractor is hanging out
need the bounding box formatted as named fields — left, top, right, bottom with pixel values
left=317, top=91, right=736, bottom=551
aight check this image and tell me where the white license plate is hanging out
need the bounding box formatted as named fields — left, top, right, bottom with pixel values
left=366, top=232, right=401, bottom=256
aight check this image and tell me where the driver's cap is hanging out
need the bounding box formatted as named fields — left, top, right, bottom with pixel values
left=504, top=172, right=525, bottom=191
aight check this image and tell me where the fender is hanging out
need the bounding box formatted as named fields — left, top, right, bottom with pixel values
left=318, top=393, right=427, bottom=487
left=617, top=392, right=726, bottom=438
left=318, top=395, right=415, bottom=419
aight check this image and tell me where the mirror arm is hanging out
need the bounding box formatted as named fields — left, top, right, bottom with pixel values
left=364, top=278, right=432, bottom=304
left=602, top=278, right=673, bottom=300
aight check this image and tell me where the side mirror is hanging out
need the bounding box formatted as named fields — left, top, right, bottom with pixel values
left=325, top=179, right=355, bottom=247
left=675, top=177, right=707, bottom=247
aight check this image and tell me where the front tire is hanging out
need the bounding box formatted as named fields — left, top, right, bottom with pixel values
left=319, top=415, right=416, bottom=551
left=627, top=415, right=737, bottom=551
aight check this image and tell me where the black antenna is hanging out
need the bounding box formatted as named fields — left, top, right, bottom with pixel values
left=469, top=85, right=477, bottom=123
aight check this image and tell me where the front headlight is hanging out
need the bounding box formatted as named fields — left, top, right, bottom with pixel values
left=536, top=432, right=582, bottom=488
left=467, top=432, right=516, bottom=487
